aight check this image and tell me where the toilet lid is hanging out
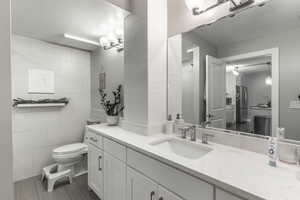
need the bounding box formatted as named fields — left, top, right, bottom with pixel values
left=53, top=143, right=88, bottom=155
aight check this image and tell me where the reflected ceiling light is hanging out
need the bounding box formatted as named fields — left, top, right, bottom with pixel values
left=232, top=67, right=239, bottom=76
left=63, top=33, right=100, bottom=46
left=265, top=76, right=272, bottom=85
left=99, top=31, right=123, bottom=51
left=185, top=0, right=255, bottom=16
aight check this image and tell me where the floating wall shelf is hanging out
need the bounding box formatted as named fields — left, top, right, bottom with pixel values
left=15, top=103, right=67, bottom=108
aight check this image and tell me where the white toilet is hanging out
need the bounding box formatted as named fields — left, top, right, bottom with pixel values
left=52, top=143, right=88, bottom=172
left=42, top=132, right=89, bottom=192
left=42, top=121, right=101, bottom=192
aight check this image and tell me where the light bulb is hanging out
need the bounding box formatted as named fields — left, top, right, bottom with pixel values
left=99, top=37, right=109, bottom=47
left=185, top=0, right=205, bottom=11
left=265, top=76, right=272, bottom=85
left=107, top=33, right=118, bottom=44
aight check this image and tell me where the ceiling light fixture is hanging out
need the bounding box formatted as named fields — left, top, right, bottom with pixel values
left=185, top=0, right=255, bottom=16
left=232, top=67, right=239, bottom=76
left=63, top=33, right=100, bottom=46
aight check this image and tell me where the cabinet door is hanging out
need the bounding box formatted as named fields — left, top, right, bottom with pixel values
left=88, top=144, right=104, bottom=199
left=126, top=167, right=158, bottom=200
left=216, top=188, right=243, bottom=200
left=158, top=186, right=183, bottom=200
left=104, top=152, right=126, bottom=200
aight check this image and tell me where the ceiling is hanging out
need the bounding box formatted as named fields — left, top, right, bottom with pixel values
left=12, top=0, right=129, bottom=51
left=13, top=0, right=300, bottom=51
left=193, top=0, right=300, bottom=47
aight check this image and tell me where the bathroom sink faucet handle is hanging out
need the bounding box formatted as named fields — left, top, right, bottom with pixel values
left=202, top=133, right=214, bottom=144
left=178, top=127, right=189, bottom=139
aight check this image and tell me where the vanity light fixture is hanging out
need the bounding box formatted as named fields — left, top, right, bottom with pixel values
left=185, top=0, right=255, bottom=16
left=63, top=33, right=100, bottom=46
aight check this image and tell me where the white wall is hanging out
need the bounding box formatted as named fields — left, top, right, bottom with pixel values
left=91, top=47, right=124, bottom=121
left=226, top=72, right=236, bottom=105
left=182, top=31, right=217, bottom=122
left=168, top=35, right=182, bottom=118
left=218, top=27, right=300, bottom=140
left=12, top=35, right=91, bottom=181
left=0, top=0, right=13, bottom=198
left=182, top=61, right=196, bottom=123
left=241, top=71, right=271, bottom=107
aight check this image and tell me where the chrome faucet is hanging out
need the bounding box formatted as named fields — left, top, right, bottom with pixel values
left=201, top=133, right=214, bottom=144
left=188, top=125, right=197, bottom=141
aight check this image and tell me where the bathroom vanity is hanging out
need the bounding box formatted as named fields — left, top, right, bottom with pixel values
left=86, top=124, right=300, bottom=200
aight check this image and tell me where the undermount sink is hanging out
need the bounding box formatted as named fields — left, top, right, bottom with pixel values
left=149, top=137, right=212, bottom=160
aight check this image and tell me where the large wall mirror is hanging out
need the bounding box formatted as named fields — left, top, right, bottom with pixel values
left=168, top=0, right=300, bottom=141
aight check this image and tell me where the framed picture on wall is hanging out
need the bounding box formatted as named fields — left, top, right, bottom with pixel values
left=28, top=69, right=55, bottom=94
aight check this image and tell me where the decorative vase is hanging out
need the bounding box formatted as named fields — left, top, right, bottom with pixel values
left=107, top=115, right=119, bottom=126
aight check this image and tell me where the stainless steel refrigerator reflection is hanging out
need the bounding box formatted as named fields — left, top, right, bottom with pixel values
left=236, top=86, right=248, bottom=123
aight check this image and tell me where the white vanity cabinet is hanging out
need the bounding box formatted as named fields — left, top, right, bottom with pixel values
left=127, top=149, right=214, bottom=200
left=215, top=189, right=243, bottom=200
left=126, top=167, right=158, bottom=200
left=158, top=186, right=184, bottom=200
left=104, top=152, right=126, bottom=200
left=127, top=167, right=183, bottom=200
left=87, top=129, right=246, bottom=200
left=88, top=130, right=127, bottom=200
left=88, top=144, right=104, bottom=199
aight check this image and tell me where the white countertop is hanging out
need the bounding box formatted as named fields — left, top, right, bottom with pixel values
left=87, top=124, right=300, bottom=200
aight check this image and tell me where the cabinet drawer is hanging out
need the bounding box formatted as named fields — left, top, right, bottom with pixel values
left=86, top=130, right=103, bottom=149
left=104, top=138, right=126, bottom=162
left=216, top=188, right=243, bottom=200
left=127, top=149, right=214, bottom=200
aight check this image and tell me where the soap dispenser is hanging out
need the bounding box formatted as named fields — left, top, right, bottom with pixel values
left=268, top=136, right=278, bottom=167
left=174, top=114, right=185, bottom=133
left=165, top=115, right=174, bottom=135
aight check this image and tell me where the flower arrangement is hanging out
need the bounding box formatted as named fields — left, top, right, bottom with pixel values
left=99, top=85, right=124, bottom=116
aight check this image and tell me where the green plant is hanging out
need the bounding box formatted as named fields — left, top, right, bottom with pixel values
left=99, top=85, right=124, bottom=116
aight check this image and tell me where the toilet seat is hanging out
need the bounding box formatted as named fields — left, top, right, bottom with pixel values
left=53, top=143, right=88, bottom=156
